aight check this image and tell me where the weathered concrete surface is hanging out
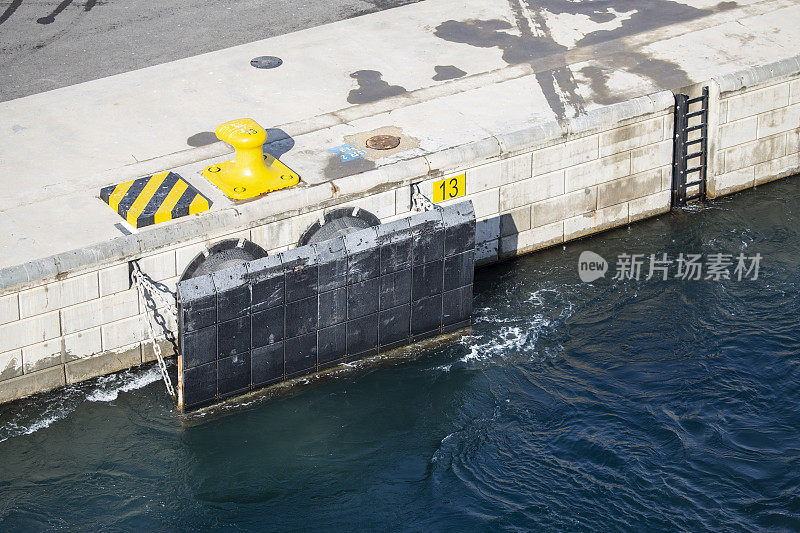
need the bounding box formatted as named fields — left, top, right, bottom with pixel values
left=1, top=0, right=799, bottom=271
left=0, top=0, right=423, bottom=101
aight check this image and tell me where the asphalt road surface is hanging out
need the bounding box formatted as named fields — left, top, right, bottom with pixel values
left=0, top=0, right=422, bottom=101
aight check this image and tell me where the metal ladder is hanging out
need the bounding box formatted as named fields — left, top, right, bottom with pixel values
left=672, top=87, right=709, bottom=206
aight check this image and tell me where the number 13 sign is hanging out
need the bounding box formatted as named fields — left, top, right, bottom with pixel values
left=432, top=173, right=466, bottom=203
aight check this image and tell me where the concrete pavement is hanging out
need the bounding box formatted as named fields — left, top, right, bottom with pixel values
left=0, top=0, right=422, bottom=101
left=1, top=0, right=800, bottom=269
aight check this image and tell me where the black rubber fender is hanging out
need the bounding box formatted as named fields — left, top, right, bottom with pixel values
left=298, top=207, right=380, bottom=246
left=180, top=239, right=268, bottom=281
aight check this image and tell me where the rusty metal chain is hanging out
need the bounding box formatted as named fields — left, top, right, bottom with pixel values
left=131, top=262, right=176, bottom=400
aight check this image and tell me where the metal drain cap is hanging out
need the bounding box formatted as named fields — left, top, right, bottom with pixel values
left=366, top=135, right=401, bottom=150
left=250, top=56, right=283, bottom=69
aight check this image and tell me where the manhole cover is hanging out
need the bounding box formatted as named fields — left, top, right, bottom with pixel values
left=366, top=135, right=401, bottom=150
left=250, top=56, right=283, bottom=69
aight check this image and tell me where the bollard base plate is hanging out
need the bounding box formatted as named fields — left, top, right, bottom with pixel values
left=203, top=154, right=300, bottom=200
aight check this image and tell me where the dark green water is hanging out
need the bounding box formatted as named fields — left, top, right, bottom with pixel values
left=1, top=177, right=799, bottom=531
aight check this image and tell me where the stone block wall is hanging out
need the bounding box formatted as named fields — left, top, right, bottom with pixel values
left=708, top=56, right=800, bottom=197
left=0, top=260, right=176, bottom=403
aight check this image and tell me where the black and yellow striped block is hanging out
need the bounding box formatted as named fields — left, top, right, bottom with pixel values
left=100, top=172, right=212, bottom=229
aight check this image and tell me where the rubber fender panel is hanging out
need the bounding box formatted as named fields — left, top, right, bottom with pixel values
left=176, top=201, right=476, bottom=411
left=180, top=239, right=267, bottom=281
left=298, top=207, right=380, bottom=246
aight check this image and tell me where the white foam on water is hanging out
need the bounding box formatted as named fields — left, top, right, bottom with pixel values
left=525, top=287, right=563, bottom=306
left=430, top=431, right=456, bottom=463
left=434, top=286, right=575, bottom=372
left=435, top=317, right=549, bottom=372
left=0, top=415, right=57, bottom=443
left=0, top=365, right=164, bottom=443
left=462, top=321, right=547, bottom=364
left=0, top=397, right=78, bottom=444
left=86, top=366, right=162, bottom=403
left=19, top=413, right=62, bottom=435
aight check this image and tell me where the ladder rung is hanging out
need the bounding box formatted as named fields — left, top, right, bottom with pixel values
left=684, top=193, right=701, bottom=201
left=685, top=166, right=703, bottom=173
left=686, top=109, right=706, bottom=118
left=687, top=95, right=707, bottom=104
left=685, top=124, right=706, bottom=133
left=686, top=151, right=704, bottom=159
left=685, top=138, right=704, bottom=146
left=685, top=180, right=703, bottom=187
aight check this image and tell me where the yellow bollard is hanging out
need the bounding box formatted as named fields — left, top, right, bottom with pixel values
left=202, top=118, right=299, bottom=200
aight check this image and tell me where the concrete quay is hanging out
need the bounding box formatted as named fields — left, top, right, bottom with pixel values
left=1, top=0, right=799, bottom=403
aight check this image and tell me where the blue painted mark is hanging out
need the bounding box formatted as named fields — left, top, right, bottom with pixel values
left=12, top=124, right=25, bottom=133
left=328, top=144, right=366, bottom=162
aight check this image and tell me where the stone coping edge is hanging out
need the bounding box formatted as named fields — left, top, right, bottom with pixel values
left=715, top=54, right=800, bottom=95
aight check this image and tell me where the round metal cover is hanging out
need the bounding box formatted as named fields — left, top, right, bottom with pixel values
left=366, top=135, right=401, bottom=150
left=180, top=239, right=268, bottom=281
left=250, top=56, right=283, bottom=69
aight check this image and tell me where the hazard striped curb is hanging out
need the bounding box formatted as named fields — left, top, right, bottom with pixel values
left=100, top=172, right=212, bottom=229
